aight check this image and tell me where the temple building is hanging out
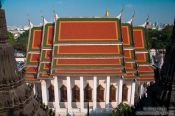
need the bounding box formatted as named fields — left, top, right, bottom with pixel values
left=25, top=11, right=154, bottom=115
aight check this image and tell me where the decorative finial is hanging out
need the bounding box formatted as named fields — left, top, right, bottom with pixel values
left=139, top=15, right=149, bottom=27
left=41, top=16, right=48, bottom=25
left=28, top=19, right=33, bottom=28
left=116, top=7, right=124, bottom=20
left=53, top=10, right=59, bottom=22
left=127, top=10, right=135, bottom=24
left=105, top=9, right=110, bottom=17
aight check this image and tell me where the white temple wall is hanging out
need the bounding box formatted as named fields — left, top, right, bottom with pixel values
left=38, top=76, right=149, bottom=115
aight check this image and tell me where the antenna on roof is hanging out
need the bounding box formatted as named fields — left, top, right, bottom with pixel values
left=127, top=10, right=135, bottom=24
left=116, top=6, right=124, bottom=20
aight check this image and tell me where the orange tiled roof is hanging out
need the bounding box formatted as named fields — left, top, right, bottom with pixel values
left=25, top=18, right=154, bottom=81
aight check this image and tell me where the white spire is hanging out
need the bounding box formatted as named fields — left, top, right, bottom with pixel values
left=105, top=9, right=110, bottom=17
left=116, top=7, right=124, bottom=20
left=127, top=11, right=135, bottom=24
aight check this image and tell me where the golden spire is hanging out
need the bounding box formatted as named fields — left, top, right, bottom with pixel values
left=105, top=9, right=110, bottom=17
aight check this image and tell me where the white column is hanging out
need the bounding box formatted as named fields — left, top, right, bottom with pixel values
left=33, top=83, right=37, bottom=95
left=80, top=76, right=84, bottom=112
left=140, top=84, right=144, bottom=98
left=105, top=76, right=110, bottom=108
left=54, top=76, right=60, bottom=112
left=130, top=80, right=136, bottom=105
left=67, top=76, right=72, bottom=111
left=93, top=76, right=97, bottom=110
left=41, top=80, right=48, bottom=105
left=118, top=77, right=123, bottom=104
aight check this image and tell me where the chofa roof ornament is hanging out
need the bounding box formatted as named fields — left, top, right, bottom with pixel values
left=127, top=10, right=135, bottom=24
left=41, top=16, right=49, bottom=25
left=28, top=19, right=33, bottom=28
left=116, top=7, right=124, bottom=20
left=139, top=15, right=149, bottom=27
left=53, top=10, right=59, bottom=22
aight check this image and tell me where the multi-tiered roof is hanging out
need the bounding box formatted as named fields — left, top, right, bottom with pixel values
left=25, top=13, right=154, bottom=81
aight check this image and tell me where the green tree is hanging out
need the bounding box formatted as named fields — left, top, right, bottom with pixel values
left=111, top=103, right=133, bottom=116
left=14, top=30, right=29, bottom=52
left=7, top=31, right=16, bottom=46
left=147, top=25, right=173, bottom=49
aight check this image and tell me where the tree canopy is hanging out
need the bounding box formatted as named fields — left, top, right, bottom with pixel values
left=111, top=103, right=133, bottom=116
left=147, top=25, right=173, bottom=49
left=7, top=31, right=16, bottom=46
left=14, top=30, right=29, bottom=52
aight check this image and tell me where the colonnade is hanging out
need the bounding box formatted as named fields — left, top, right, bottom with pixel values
left=37, top=76, right=139, bottom=114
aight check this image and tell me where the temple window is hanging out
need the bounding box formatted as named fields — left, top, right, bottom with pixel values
left=84, top=83, right=92, bottom=102
left=122, top=84, right=128, bottom=101
left=97, top=85, right=104, bottom=102
left=110, top=85, right=116, bottom=102
left=72, top=85, right=80, bottom=102
left=60, top=85, right=67, bottom=102
left=48, top=84, right=55, bottom=102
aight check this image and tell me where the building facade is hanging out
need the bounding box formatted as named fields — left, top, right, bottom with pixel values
left=25, top=13, right=154, bottom=115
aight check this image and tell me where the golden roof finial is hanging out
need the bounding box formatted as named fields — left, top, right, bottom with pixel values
left=105, top=9, right=110, bottom=17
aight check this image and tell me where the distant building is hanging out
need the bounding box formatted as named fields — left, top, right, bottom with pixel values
left=25, top=11, right=154, bottom=115
left=8, top=25, right=29, bottom=39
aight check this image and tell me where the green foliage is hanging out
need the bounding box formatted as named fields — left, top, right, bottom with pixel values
left=147, top=25, right=173, bottom=49
left=111, top=103, right=132, bottom=116
left=7, top=31, right=16, bottom=46
left=14, top=30, right=29, bottom=52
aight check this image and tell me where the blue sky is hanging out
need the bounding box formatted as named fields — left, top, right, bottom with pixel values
left=3, top=0, right=175, bottom=26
